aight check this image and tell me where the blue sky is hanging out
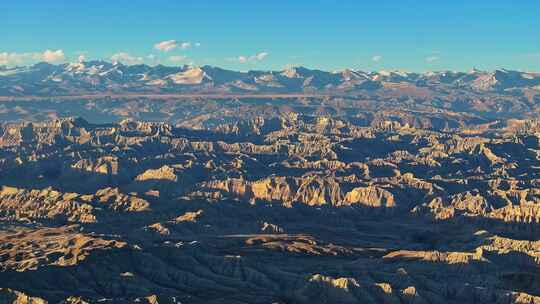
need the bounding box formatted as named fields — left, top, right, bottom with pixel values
left=1, top=0, right=539, bottom=72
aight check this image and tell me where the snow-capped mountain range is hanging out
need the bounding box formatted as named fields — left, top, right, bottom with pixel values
left=1, top=61, right=539, bottom=96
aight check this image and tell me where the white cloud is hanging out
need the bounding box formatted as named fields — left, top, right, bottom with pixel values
left=255, top=52, right=268, bottom=60
left=0, top=52, right=32, bottom=66
left=154, top=40, right=178, bottom=52
left=237, top=56, right=248, bottom=63
left=0, top=49, right=66, bottom=66
left=169, top=55, right=188, bottom=63
left=372, top=55, right=382, bottom=62
left=231, top=52, right=269, bottom=64
left=77, top=54, right=86, bottom=63
left=426, top=56, right=439, bottom=63
left=154, top=40, right=199, bottom=52
left=110, top=52, right=144, bottom=65
left=38, top=49, right=65, bottom=62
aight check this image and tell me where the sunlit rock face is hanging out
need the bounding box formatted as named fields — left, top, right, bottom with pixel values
left=2, top=74, right=540, bottom=303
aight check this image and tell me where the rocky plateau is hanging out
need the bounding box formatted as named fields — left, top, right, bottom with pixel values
left=1, top=63, right=540, bottom=303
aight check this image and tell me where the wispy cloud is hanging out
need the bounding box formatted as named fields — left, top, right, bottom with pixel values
left=154, top=40, right=177, bottom=52
left=230, top=52, right=269, bottom=63
left=425, top=56, right=439, bottom=63
left=169, top=55, right=188, bottom=63
left=0, top=49, right=66, bottom=66
left=180, top=42, right=192, bottom=49
left=110, top=52, right=144, bottom=65
left=154, top=40, right=201, bottom=52
left=372, top=55, right=382, bottom=62
left=0, top=52, right=31, bottom=66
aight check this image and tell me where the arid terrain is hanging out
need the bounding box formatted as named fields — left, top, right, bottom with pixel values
left=2, top=63, right=540, bottom=303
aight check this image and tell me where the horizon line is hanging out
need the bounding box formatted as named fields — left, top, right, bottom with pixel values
left=1, top=60, right=538, bottom=75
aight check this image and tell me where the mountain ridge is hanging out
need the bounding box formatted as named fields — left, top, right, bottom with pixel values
left=1, top=61, right=540, bottom=97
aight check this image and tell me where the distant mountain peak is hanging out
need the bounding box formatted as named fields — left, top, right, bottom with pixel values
left=0, top=62, right=539, bottom=96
